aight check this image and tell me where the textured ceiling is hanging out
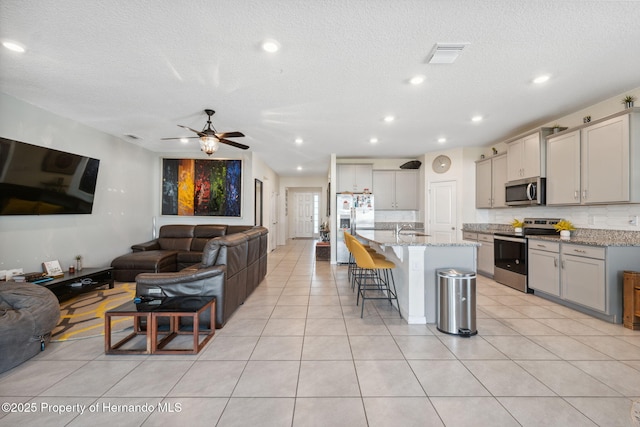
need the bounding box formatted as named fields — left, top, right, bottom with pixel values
left=1, top=0, right=640, bottom=176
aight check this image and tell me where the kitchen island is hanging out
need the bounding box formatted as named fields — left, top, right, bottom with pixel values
left=356, top=229, right=479, bottom=324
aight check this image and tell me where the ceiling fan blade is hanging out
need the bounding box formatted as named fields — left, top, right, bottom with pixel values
left=215, top=131, right=245, bottom=139
left=177, top=125, right=205, bottom=136
left=219, top=139, right=250, bottom=150
left=161, top=136, right=199, bottom=141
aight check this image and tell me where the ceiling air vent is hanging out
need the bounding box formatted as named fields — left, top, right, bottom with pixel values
left=427, top=43, right=469, bottom=64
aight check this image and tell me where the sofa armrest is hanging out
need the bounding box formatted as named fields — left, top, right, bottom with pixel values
left=136, top=266, right=224, bottom=286
left=132, top=239, right=161, bottom=251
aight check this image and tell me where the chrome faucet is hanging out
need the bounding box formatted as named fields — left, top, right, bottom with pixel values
left=396, top=223, right=414, bottom=235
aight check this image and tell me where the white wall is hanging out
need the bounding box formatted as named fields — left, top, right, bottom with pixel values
left=0, top=93, right=155, bottom=273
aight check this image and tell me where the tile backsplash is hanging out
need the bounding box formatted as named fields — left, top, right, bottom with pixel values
left=489, top=204, right=640, bottom=230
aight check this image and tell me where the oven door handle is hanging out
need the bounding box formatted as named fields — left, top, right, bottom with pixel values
left=494, top=236, right=526, bottom=243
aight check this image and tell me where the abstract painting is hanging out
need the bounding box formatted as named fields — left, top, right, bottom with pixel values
left=162, top=158, right=242, bottom=216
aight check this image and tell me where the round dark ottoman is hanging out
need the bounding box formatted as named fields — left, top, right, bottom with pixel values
left=0, top=281, right=60, bottom=373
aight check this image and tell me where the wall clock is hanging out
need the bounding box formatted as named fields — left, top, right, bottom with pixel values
left=432, top=155, right=451, bottom=173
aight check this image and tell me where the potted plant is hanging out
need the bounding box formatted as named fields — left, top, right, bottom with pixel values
left=554, top=220, right=575, bottom=239
left=75, top=255, right=83, bottom=272
left=623, top=95, right=636, bottom=109
left=511, top=218, right=524, bottom=233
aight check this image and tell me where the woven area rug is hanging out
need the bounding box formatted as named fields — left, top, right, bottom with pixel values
left=51, top=282, right=135, bottom=342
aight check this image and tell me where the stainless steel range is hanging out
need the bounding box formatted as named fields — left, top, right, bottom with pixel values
left=493, top=218, right=560, bottom=293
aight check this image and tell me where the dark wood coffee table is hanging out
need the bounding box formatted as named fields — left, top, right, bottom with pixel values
left=36, top=267, right=114, bottom=302
left=105, top=296, right=216, bottom=355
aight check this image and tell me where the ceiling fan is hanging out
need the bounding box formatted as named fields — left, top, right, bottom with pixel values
left=162, top=109, right=248, bottom=155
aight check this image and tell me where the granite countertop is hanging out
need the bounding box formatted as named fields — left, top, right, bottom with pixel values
left=463, top=223, right=640, bottom=247
left=526, top=234, right=640, bottom=247
left=356, top=229, right=479, bottom=248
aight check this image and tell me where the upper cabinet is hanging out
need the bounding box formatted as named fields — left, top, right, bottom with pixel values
left=546, top=129, right=581, bottom=205
left=476, top=153, right=507, bottom=208
left=373, top=170, right=418, bottom=210
left=506, top=131, right=546, bottom=181
left=336, top=164, right=372, bottom=193
left=547, top=111, right=640, bottom=205
left=581, top=114, right=630, bottom=203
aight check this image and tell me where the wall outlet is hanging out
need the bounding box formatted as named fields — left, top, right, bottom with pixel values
left=630, top=215, right=639, bottom=226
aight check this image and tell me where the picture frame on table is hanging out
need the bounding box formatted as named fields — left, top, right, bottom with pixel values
left=42, top=260, right=64, bottom=278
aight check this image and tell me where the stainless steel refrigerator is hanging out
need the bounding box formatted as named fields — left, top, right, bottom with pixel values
left=336, top=193, right=375, bottom=263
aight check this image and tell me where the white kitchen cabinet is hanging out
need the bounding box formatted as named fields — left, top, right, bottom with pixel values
left=372, top=170, right=418, bottom=210
left=561, top=245, right=606, bottom=312
left=581, top=114, right=629, bottom=204
left=337, top=164, right=372, bottom=193
left=462, top=231, right=492, bottom=277
left=477, top=233, right=494, bottom=276
left=528, top=241, right=560, bottom=296
left=546, top=130, right=581, bottom=205
left=507, top=132, right=542, bottom=181
left=547, top=112, right=640, bottom=205
left=527, top=238, right=640, bottom=323
left=475, top=153, right=507, bottom=208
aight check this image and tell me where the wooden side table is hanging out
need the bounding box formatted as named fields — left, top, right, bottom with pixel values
left=316, top=242, right=330, bottom=261
left=105, top=296, right=216, bottom=354
left=105, top=304, right=152, bottom=354
left=624, top=271, right=640, bottom=330
left=150, top=297, right=216, bottom=355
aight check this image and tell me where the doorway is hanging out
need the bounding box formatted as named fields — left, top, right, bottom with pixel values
left=291, top=191, right=320, bottom=239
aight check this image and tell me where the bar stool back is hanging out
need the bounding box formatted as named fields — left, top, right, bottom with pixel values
left=349, top=238, right=401, bottom=318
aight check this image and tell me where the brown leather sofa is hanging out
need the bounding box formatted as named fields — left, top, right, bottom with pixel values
left=110, top=224, right=229, bottom=281
left=111, top=224, right=268, bottom=328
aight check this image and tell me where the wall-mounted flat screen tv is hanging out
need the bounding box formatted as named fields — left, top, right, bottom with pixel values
left=0, top=137, right=100, bottom=215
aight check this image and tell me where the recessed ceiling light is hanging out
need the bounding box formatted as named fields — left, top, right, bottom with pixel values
left=471, top=115, right=483, bottom=123
left=296, top=166, right=302, bottom=171
left=370, top=138, right=378, bottom=144
left=533, top=74, right=550, bottom=84
left=180, top=138, right=189, bottom=143
left=438, top=137, right=447, bottom=143
left=409, top=75, right=425, bottom=85
left=2, top=41, right=25, bottom=53
left=295, top=138, right=303, bottom=144
left=262, top=39, right=280, bottom=53
left=383, top=115, right=395, bottom=123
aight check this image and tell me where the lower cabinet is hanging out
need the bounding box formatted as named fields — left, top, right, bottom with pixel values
left=528, top=241, right=560, bottom=297
left=463, top=231, right=493, bottom=277
left=561, top=248, right=605, bottom=312
left=528, top=239, right=640, bottom=323
left=477, top=233, right=494, bottom=277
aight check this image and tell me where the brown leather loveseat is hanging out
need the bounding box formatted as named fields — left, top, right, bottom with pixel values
left=111, top=224, right=268, bottom=328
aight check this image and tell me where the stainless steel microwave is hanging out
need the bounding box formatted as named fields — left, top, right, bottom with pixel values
left=505, top=177, right=546, bottom=206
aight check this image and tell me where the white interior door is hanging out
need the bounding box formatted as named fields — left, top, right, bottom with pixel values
left=429, top=180, right=457, bottom=243
left=270, top=190, right=278, bottom=251
left=294, top=192, right=314, bottom=238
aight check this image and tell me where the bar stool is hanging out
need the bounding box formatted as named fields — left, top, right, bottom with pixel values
left=350, top=238, right=401, bottom=318
left=344, top=231, right=384, bottom=291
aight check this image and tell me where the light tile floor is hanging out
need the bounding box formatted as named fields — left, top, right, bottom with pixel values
left=1, top=239, right=639, bottom=426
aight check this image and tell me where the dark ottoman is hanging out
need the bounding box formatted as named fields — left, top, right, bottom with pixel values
left=110, top=250, right=178, bottom=282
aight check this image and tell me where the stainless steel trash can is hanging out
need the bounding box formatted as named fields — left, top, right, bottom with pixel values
left=436, top=268, right=477, bottom=337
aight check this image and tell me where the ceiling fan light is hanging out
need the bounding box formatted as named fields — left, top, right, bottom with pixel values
left=199, top=136, right=219, bottom=156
